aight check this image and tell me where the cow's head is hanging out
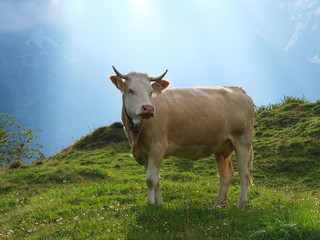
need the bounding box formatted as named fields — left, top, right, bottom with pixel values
left=110, top=66, right=169, bottom=130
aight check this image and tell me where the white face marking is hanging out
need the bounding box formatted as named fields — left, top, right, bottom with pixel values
left=123, top=72, right=154, bottom=124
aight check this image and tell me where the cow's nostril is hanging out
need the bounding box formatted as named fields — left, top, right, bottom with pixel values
left=142, top=105, right=154, bottom=113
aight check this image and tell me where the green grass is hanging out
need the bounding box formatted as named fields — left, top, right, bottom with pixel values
left=1, top=150, right=319, bottom=239
left=0, top=97, right=319, bottom=239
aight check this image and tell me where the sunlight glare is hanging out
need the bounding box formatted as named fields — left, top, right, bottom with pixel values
left=51, top=0, right=59, bottom=7
left=133, top=0, right=149, bottom=9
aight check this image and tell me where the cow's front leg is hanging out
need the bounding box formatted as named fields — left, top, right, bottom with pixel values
left=145, top=156, right=162, bottom=205
left=154, top=180, right=162, bottom=204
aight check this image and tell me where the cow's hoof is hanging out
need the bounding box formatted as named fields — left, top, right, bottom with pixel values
left=237, top=200, right=248, bottom=209
left=214, top=200, right=227, bottom=208
left=146, top=199, right=155, bottom=205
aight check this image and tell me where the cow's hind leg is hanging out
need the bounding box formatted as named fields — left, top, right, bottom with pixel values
left=214, top=154, right=234, bottom=207
left=234, top=143, right=251, bottom=208
left=145, top=156, right=162, bottom=205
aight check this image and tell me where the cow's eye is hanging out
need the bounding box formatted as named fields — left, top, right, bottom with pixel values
left=128, top=89, right=135, bottom=94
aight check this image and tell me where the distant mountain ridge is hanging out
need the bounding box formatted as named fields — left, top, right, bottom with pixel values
left=0, top=28, right=76, bottom=157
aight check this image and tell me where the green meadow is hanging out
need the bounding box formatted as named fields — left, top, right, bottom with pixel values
left=1, top=97, right=319, bottom=239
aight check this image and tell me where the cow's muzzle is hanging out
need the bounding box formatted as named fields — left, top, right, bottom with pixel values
left=139, top=105, right=155, bottom=119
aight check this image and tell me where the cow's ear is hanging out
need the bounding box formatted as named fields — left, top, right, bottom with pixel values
left=151, top=80, right=170, bottom=93
left=110, top=75, right=126, bottom=92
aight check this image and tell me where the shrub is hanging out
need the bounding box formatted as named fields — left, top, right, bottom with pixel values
left=0, top=113, right=45, bottom=166
left=282, top=96, right=308, bottom=104
left=8, top=160, right=24, bottom=169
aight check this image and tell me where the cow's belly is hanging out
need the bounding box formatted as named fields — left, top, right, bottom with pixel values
left=165, top=140, right=234, bottom=160
left=165, top=144, right=213, bottom=160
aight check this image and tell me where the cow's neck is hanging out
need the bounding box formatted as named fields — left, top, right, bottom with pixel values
left=121, top=100, right=143, bottom=134
left=122, top=110, right=143, bottom=134
left=121, top=103, right=144, bottom=155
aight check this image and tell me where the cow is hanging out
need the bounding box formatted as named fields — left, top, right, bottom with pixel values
left=110, top=66, right=254, bottom=208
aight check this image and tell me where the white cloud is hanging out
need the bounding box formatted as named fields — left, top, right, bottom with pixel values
left=309, top=54, right=320, bottom=64
left=255, top=27, right=269, bottom=41
left=282, top=0, right=319, bottom=51
left=283, top=22, right=305, bottom=51
left=26, top=28, right=58, bottom=48
left=311, top=23, right=318, bottom=31
left=290, top=0, right=317, bottom=12
left=0, top=1, right=60, bottom=33
left=0, top=2, right=33, bottom=32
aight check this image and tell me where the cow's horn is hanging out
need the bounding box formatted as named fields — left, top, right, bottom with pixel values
left=149, top=69, right=168, bottom=82
left=112, top=66, right=128, bottom=79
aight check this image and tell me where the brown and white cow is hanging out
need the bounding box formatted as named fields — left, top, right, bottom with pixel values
left=110, top=66, right=254, bottom=208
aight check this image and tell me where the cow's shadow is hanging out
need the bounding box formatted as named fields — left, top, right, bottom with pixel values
left=163, top=157, right=195, bottom=171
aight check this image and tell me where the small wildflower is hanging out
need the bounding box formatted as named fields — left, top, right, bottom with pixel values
left=73, top=216, right=80, bottom=221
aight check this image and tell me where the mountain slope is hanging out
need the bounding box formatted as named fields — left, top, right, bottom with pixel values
left=253, top=97, right=320, bottom=189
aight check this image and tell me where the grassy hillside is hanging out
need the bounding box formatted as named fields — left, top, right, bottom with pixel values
left=254, top=97, right=320, bottom=189
left=0, top=97, right=319, bottom=239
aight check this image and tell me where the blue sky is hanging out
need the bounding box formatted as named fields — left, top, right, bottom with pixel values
left=0, top=0, right=320, bottom=156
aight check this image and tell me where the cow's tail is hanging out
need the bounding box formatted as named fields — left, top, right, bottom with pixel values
left=248, top=145, right=254, bottom=186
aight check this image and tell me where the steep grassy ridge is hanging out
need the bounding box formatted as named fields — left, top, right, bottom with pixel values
left=0, top=97, right=319, bottom=239
left=253, top=97, right=320, bottom=189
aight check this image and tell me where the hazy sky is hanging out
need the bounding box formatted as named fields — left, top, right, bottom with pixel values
left=1, top=0, right=320, bottom=156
